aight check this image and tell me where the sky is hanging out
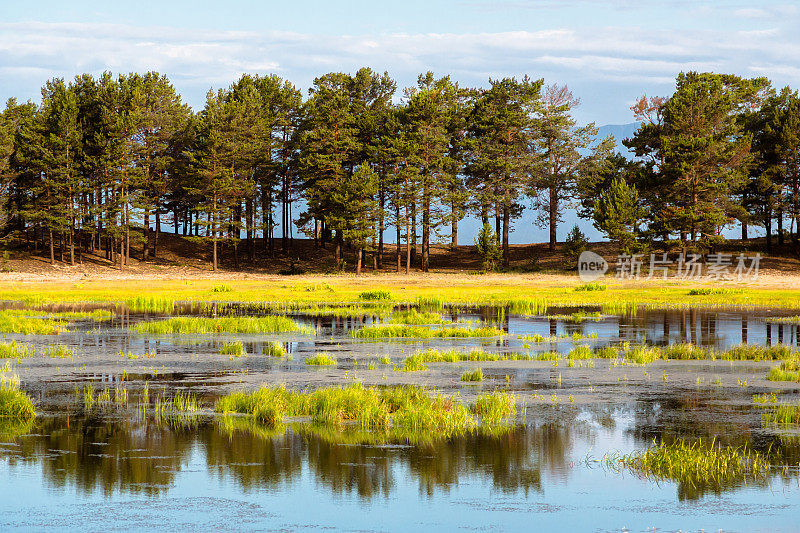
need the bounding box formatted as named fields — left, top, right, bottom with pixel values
left=2, top=0, right=799, bottom=126
left=1, top=0, right=795, bottom=243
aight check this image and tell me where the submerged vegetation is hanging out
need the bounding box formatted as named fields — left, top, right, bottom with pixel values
left=135, top=316, right=306, bottom=334
left=215, top=384, right=518, bottom=436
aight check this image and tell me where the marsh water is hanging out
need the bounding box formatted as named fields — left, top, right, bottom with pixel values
left=3, top=304, right=800, bottom=531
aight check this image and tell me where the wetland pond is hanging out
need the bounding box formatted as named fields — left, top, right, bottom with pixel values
left=2, top=303, right=800, bottom=531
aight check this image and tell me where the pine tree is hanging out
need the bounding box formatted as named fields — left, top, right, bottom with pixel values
left=594, top=176, right=648, bottom=253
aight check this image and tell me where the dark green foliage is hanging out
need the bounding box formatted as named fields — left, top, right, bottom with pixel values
left=474, top=222, right=502, bottom=272
left=562, top=225, right=588, bottom=269
left=594, top=176, right=648, bottom=253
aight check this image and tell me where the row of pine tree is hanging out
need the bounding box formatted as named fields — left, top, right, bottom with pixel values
left=0, top=69, right=798, bottom=272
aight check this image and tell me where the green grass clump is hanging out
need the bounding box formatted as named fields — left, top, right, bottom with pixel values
left=390, top=310, right=444, bottom=325
left=460, top=368, right=484, bottom=382
left=40, top=344, right=74, bottom=358
left=359, top=289, right=392, bottom=301
left=352, top=324, right=504, bottom=339
left=0, top=311, right=62, bottom=335
left=536, top=351, right=560, bottom=361
left=606, top=438, right=773, bottom=489
left=135, top=316, right=305, bottom=334
left=767, top=358, right=800, bottom=382
left=575, top=282, right=606, bottom=292
left=568, top=345, right=593, bottom=360
left=220, top=342, right=245, bottom=356
left=622, top=345, right=663, bottom=365
left=506, top=297, right=547, bottom=316
left=0, top=375, right=36, bottom=419
left=724, top=344, right=795, bottom=361
left=595, top=345, right=618, bottom=359
left=471, top=391, right=516, bottom=425
left=0, top=341, right=32, bottom=359
left=403, top=348, right=512, bottom=371
left=125, top=295, right=175, bottom=314
left=761, top=401, right=800, bottom=425
left=416, top=295, right=445, bottom=311
left=211, top=284, right=233, bottom=293
left=306, top=353, right=337, bottom=366
left=215, top=384, right=518, bottom=434
left=262, top=342, right=286, bottom=357
left=688, top=288, right=745, bottom=296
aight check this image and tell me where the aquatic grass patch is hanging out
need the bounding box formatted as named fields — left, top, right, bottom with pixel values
left=125, top=295, right=175, bottom=314
left=215, top=384, right=519, bottom=433
left=536, top=351, right=560, bottom=361
left=460, top=368, right=484, bottom=382
left=506, top=297, right=548, bottom=316
left=0, top=341, right=32, bottom=359
left=761, top=401, right=800, bottom=425
left=470, top=391, right=516, bottom=425
left=0, top=312, right=62, bottom=335
left=352, top=324, right=504, bottom=339
left=402, top=348, right=528, bottom=371
left=40, top=343, right=74, bottom=358
left=306, top=353, right=337, bottom=366
left=262, top=342, right=286, bottom=357
left=359, top=289, right=392, bottom=301
left=220, top=341, right=245, bottom=356
left=416, top=295, right=445, bottom=311
left=595, top=345, right=618, bottom=359
left=135, top=316, right=306, bottom=335
left=0, top=375, right=36, bottom=419
left=568, top=345, right=593, bottom=360
left=605, top=438, right=774, bottom=490
left=622, top=345, right=663, bottom=365
left=767, top=358, right=800, bottom=382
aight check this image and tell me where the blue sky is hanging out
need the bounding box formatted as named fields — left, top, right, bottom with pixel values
left=1, top=1, right=795, bottom=242
left=2, top=1, right=799, bottom=125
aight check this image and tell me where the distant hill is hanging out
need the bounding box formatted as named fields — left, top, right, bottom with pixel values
left=596, top=122, right=641, bottom=158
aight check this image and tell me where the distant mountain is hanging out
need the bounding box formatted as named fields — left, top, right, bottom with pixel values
left=595, top=122, right=641, bottom=158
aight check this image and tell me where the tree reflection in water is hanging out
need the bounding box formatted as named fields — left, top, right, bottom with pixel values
left=0, top=413, right=576, bottom=499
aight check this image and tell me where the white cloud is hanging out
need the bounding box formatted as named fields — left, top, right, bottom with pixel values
left=0, top=20, right=798, bottom=124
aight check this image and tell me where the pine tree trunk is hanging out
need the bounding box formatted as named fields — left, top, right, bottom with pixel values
left=356, top=248, right=362, bottom=275
left=143, top=208, right=149, bottom=261
left=396, top=205, right=401, bottom=273
left=154, top=210, right=160, bottom=259
left=405, top=208, right=411, bottom=275
left=549, top=186, right=558, bottom=251
left=69, top=226, right=75, bottom=266
left=502, top=204, right=510, bottom=268
left=451, top=200, right=458, bottom=250
left=49, top=229, right=55, bottom=265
